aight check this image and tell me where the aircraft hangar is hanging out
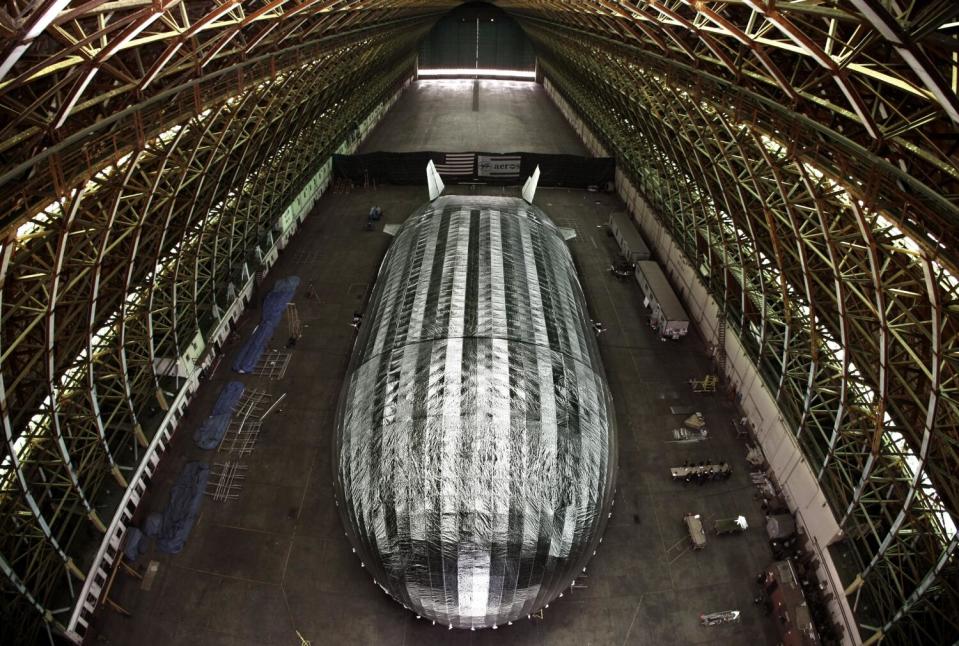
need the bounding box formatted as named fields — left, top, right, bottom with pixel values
left=1, top=1, right=957, bottom=644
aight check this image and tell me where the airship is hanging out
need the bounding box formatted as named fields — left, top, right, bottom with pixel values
left=333, top=163, right=618, bottom=629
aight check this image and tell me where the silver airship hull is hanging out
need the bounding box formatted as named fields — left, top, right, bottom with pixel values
left=333, top=195, right=617, bottom=629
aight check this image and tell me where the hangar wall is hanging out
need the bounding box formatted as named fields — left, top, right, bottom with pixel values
left=418, top=3, right=535, bottom=72
left=521, top=10, right=959, bottom=639
left=0, top=5, right=433, bottom=638
left=4, top=2, right=957, bottom=642
left=543, top=76, right=859, bottom=644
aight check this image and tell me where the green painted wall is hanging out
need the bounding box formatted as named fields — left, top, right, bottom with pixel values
left=419, top=2, right=534, bottom=70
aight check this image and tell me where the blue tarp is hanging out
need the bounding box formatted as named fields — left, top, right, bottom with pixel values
left=123, top=527, right=148, bottom=562
left=156, top=461, right=209, bottom=554
left=193, top=381, right=245, bottom=449
left=232, top=276, right=300, bottom=373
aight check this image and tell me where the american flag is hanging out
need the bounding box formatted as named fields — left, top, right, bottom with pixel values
left=433, top=153, right=475, bottom=176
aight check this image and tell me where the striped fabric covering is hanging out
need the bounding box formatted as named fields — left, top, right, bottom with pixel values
left=334, top=195, right=617, bottom=629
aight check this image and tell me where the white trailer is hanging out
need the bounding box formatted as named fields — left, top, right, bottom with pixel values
left=608, top=211, right=650, bottom=263
left=634, top=260, right=690, bottom=339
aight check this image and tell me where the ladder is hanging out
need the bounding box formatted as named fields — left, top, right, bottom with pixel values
left=716, top=319, right=727, bottom=374
left=286, top=302, right=302, bottom=340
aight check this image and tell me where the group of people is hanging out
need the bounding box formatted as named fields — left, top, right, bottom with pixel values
left=678, top=459, right=732, bottom=485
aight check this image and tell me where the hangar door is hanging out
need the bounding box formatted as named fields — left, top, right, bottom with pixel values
left=418, top=2, right=535, bottom=73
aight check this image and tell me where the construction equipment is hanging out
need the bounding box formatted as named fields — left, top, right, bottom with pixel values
left=673, top=413, right=709, bottom=444
left=218, top=389, right=273, bottom=455
left=746, top=445, right=765, bottom=466
left=713, top=516, right=749, bottom=535
left=252, top=349, right=292, bottom=379
left=684, top=513, right=707, bottom=550
left=671, top=426, right=708, bottom=442
left=206, top=461, right=246, bottom=502
left=700, top=610, right=741, bottom=626
left=684, top=411, right=706, bottom=430
left=690, top=374, right=718, bottom=392
left=286, top=302, right=302, bottom=341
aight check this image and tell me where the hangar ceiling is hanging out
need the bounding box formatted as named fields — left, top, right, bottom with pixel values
left=0, top=1, right=957, bottom=644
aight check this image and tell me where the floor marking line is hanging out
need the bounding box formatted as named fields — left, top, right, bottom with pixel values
left=170, top=563, right=283, bottom=587
left=621, top=593, right=645, bottom=645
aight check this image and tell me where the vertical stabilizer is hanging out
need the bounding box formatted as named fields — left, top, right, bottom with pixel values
left=427, top=160, right=445, bottom=201
left=522, top=165, right=541, bottom=204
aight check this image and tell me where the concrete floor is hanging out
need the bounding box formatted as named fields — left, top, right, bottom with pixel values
left=359, top=80, right=587, bottom=155
left=92, top=81, right=780, bottom=645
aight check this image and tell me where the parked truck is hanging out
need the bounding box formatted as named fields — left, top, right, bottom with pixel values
left=608, top=211, right=650, bottom=263
left=634, top=260, right=690, bottom=339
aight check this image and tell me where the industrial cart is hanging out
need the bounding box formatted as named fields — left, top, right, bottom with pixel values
left=713, top=515, right=749, bottom=535
left=684, top=513, right=707, bottom=550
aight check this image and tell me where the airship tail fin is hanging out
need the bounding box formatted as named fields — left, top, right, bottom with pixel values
left=559, top=227, right=577, bottom=241
left=383, top=224, right=401, bottom=236
left=427, top=160, right=445, bottom=201
left=521, top=165, right=541, bottom=204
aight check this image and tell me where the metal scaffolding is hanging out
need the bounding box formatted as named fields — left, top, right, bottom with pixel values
left=0, top=0, right=956, bottom=644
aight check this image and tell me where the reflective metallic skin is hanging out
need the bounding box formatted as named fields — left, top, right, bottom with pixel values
left=334, top=195, right=617, bottom=629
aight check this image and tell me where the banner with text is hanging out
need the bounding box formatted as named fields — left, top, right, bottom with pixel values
left=477, top=155, right=522, bottom=179
left=332, top=151, right=614, bottom=189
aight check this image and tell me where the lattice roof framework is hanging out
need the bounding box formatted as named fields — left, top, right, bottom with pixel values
left=1, top=1, right=957, bottom=644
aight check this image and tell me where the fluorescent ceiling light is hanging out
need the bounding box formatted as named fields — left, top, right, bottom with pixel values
left=418, top=68, right=536, bottom=79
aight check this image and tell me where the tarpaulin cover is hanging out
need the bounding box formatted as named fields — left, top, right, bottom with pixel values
left=334, top=196, right=618, bottom=629
left=233, top=276, right=300, bottom=373
left=156, top=461, right=209, bottom=554
left=194, top=381, right=245, bottom=449
left=332, top=152, right=615, bottom=188
left=143, top=512, right=162, bottom=538
left=766, top=514, right=797, bottom=540
left=122, top=527, right=148, bottom=562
